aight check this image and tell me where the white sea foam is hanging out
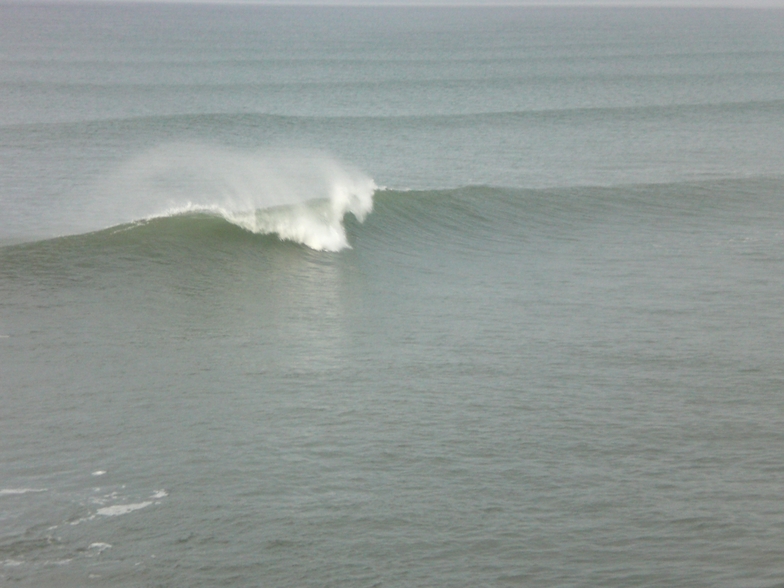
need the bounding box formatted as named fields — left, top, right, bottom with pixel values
left=0, top=488, right=47, bottom=496
left=88, top=542, right=112, bottom=554
left=90, top=490, right=120, bottom=506
left=92, top=470, right=107, bottom=476
left=151, top=489, right=168, bottom=499
left=96, top=501, right=152, bottom=516
left=99, top=144, right=376, bottom=251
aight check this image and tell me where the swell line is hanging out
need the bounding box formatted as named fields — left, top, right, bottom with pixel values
left=3, top=98, right=783, bottom=131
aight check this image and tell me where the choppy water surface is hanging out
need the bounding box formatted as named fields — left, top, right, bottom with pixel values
left=2, top=5, right=784, bottom=587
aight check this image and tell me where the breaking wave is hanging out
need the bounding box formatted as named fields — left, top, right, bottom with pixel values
left=94, top=144, right=376, bottom=251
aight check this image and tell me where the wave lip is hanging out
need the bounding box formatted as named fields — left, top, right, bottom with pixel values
left=100, top=144, right=377, bottom=251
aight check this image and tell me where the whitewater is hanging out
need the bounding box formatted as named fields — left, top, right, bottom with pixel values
left=11, top=143, right=377, bottom=251
left=2, top=4, right=784, bottom=588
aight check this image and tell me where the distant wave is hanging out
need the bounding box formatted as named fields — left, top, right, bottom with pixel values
left=92, top=144, right=376, bottom=251
left=0, top=488, right=48, bottom=496
left=6, top=98, right=784, bottom=131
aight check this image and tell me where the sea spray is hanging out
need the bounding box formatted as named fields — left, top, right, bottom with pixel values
left=95, top=144, right=376, bottom=251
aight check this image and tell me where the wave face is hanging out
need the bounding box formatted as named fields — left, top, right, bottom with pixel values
left=90, top=144, right=376, bottom=251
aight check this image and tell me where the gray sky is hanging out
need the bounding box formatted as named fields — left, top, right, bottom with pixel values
left=42, top=0, right=784, bottom=5
left=228, top=0, right=782, bottom=5
left=165, top=1, right=783, bottom=6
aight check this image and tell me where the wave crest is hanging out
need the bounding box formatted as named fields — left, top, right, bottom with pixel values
left=99, top=144, right=376, bottom=251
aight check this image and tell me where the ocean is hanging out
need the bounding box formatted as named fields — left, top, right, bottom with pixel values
left=1, top=4, right=784, bottom=586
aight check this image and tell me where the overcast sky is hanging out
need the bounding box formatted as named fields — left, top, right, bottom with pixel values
left=139, top=0, right=784, bottom=3
left=30, top=0, right=784, bottom=5
left=14, top=0, right=784, bottom=7
left=209, top=0, right=782, bottom=5
left=138, top=1, right=784, bottom=6
left=148, top=1, right=782, bottom=4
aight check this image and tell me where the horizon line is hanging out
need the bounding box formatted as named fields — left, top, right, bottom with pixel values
left=3, top=0, right=784, bottom=7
